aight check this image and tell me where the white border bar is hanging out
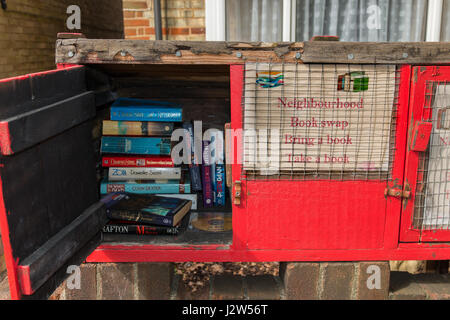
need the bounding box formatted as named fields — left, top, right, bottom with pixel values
left=282, top=0, right=292, bottom=41
left=426, top=0, right=443, bottom=41
left=205, top=0, right=226, bottom=41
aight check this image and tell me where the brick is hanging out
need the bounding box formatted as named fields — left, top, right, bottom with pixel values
left=280, top=262, right=320, bottom=300
left=0, top=275, right=10, bottom=300
left=123, top=1, right=148, bottom=10
left=415, top=274, right=450, bottom=300
left=124, top=11, right=136, bottom=18
left=66, top=263, right=98, bottom=300
left=177, top=280, right=210, bottom=300
left=321, top=263, right=354, bottom=300
left=389, top=272, right=427, bottom=300
left=125, top=28, right=138, bottom=37
left=191, top=27, right=205, bottom=34
left=246, top=276, right=281, bottom=300
left=169, top=27, right=189, bottom=35
left=212, top=275, right=244, bottom=300
left=356, top=262, right=390, bottom=300
left=99, top=263, right=135, bottom=300
left=124, top=19, right=150, bottom=27
left=136, top=263, right=173, bottom=300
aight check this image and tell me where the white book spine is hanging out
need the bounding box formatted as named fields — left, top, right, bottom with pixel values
left=108, top=167, right=181, bottom=181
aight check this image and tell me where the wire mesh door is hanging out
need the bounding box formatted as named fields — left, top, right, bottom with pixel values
left=236, top=62, right=410, bottom=250
left=401, top=66, right=450, bottom=242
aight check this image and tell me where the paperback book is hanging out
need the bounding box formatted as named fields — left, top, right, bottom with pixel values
left=156, top=193, right=198, bottom=210
left=110, top=98, right=182, bottom=122
left=100, top=178, right=191, bottom=195
left=202, top=141, right=213, bottom=208
left=105, top=194, right=192, bottom=227
left=102, top=120, right=173, bottom=136
left=108, top=167, right=181, bottom=181
left=102, top=156, right=174, bottom=168
left=182, top=122, right=202, bottom=191
left=100, top=136, right=171, bottom=155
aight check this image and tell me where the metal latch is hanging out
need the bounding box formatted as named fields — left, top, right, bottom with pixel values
left=384, top=187, right=411, bottom=199
left=410, top=121, right=433, bottom=152
left=233, top=181, right=242, bottom=205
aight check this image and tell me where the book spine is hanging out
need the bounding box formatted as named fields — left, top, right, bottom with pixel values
left=102, top=121, right=173, bottom=136
left=213, top=164, right=226, bottom=206
left=108, top=167, right=181, bottom=181
left=100, top=181, right=191, bottom=195
left=103, top=224, right=179, bottom=235
left=102, top=156, right=174, bottom=168
left=100, top=137, right=171, bottom=155
left=106, top=210, right=174, bottom=227
left=202, top=141, right=213, bottom=208
left=182, top=122, right=202, bottom=191
left=110, top=107, right=182, bottom=122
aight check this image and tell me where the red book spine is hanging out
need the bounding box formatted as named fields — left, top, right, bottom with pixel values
left=102, top=156, right=174, bottom=168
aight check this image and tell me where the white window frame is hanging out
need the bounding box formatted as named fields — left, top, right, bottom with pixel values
left=206, top=0, right=445, bottom=42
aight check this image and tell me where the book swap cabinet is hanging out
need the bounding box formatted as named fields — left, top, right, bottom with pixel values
left=0, top=38, right=450, bottom=299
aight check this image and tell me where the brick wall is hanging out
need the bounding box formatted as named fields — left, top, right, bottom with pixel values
left=0, top=0, right=124, bottom=79
left=123, top=0, right=205, bottom=40
left=0, top=0, right=124, bottom=279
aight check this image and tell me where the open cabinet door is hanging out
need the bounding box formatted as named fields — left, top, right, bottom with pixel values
left=401, top=66, right=450, bottom=242
left=0, top=66, right=106, bottom=299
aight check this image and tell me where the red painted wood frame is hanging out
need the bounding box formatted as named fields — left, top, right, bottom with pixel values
left=87, top=64, right=449, bottom=262
left=400, top=66, right=450, bottom=243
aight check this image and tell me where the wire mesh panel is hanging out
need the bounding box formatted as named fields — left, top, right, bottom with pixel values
left=242, top=62, right=399, bottom=180
left=413, top=82, right=450, bottom=231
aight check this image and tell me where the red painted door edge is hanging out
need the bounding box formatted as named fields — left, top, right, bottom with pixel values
left=400, top=66, right=450, bottom=242
left=0, top=177, right=21, bottom=300
left=383, top=65, right=412, bottom=249
left=230, top=64, right=247, bottom=251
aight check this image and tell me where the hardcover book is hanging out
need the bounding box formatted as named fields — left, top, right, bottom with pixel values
left=105, top=194, right=192, bottom=227
left=182, top=122, right=202, bottom=191
left=108, top=167, right=181, bottom=181
left=110, top=98, right=182, bottom=122
left=102, top=156, right=174, bottom=168
left=213, top=164, right=226, bottom=206
left=102, top=120, right=173, bottom=136
left=100, top=136, right=171, bottom=155
left=100, top=178, right=191, bottom=195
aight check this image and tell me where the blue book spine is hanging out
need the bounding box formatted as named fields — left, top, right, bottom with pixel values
left=213, top=164, right=226, bottom=206
left=111, top=107, right=182, bottom=122
left=182, top=122, right=202, bottom=191
left=101, top=137, right=171, bottom=155
left=100, top=180, right=191, bottom=195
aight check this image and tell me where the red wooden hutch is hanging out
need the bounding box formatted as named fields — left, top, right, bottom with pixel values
left=0, top=38, right=450, bottom=299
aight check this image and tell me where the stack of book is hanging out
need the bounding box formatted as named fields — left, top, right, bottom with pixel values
left=100, top=98, right=194, bottom=236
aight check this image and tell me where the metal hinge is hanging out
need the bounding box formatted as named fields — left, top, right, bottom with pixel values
left=384, top=187, right=411, bottom=199
left=233, top=181, right=242, bottom=205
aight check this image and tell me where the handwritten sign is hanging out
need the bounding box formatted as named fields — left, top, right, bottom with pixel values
left=243, top=63, right=396, bottom=174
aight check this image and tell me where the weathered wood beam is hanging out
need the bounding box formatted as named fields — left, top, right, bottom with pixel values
left=56, top=39, right=450, bottom=65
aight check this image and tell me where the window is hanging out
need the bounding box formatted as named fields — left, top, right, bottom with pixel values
left=206, top=0, right=450, bottom=42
